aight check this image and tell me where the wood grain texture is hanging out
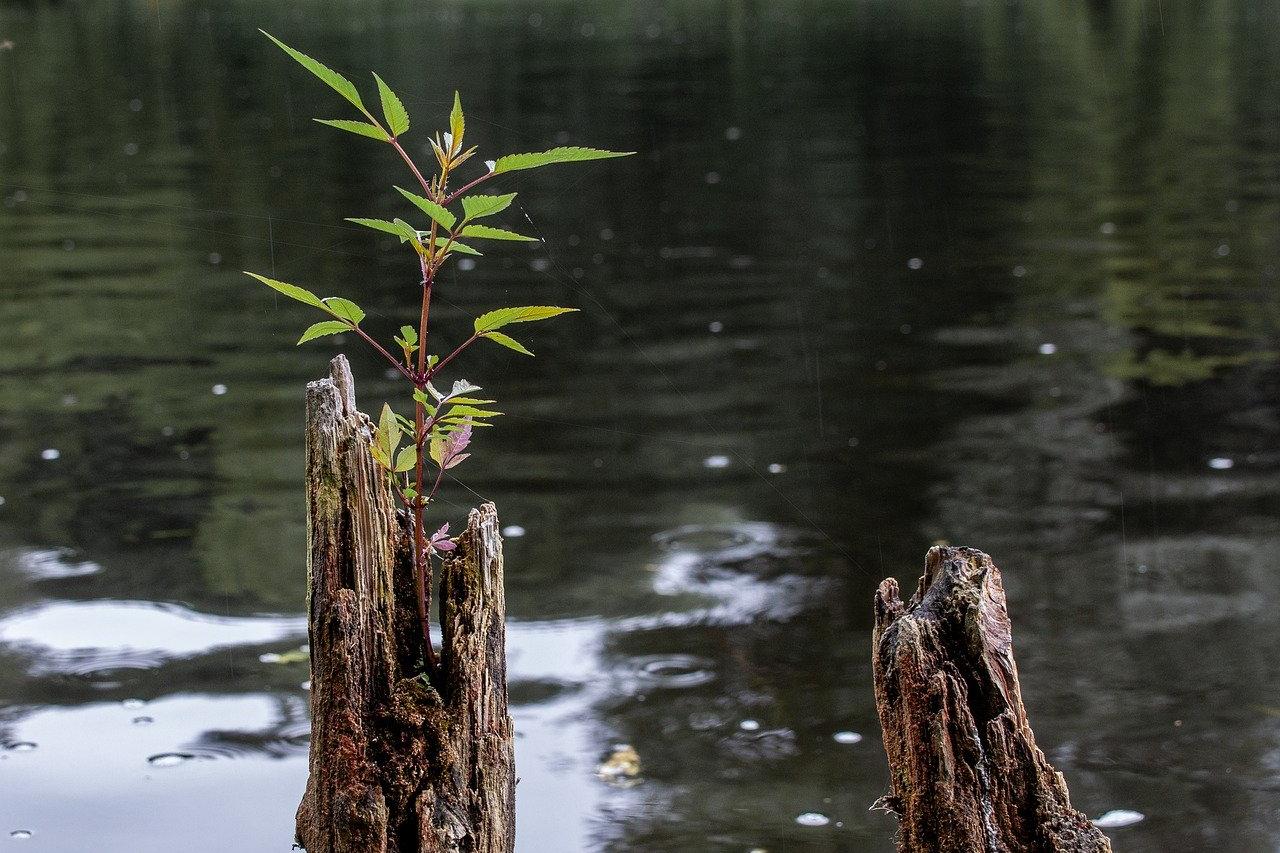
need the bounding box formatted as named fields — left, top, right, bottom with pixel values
left=872, top=546, right=1110, bottom=853
left=296, top=355, right=514, bottom=853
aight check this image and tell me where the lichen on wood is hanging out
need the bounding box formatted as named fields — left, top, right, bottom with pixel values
left=296, top=355, right=514, bottom=853
left=872, top=546, right=1111, bottom=853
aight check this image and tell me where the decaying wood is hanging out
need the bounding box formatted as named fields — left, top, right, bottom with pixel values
left=296, top=355, right=514, bottom=853
left=872, top=546, right=1110, bottom=853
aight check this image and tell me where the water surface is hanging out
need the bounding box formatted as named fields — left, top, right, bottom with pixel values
left=1, top=1, right=1279, bottom=850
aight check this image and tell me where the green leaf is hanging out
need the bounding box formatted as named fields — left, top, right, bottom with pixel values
left=261, top=31, right=366, bottom=112
left=491, top=146, right=634, bottom=175
left=395, top=187, right=456, bottom=229
left=474, top=305, right=578, bottom=333
left=346, top=217, right=419, bottom=242
left=314, top=119, right=391, bottom=142
left=481, top=331, right=535, bottom=356
left=373, top=73, right=409, bottom=136
left=245, top=272, right=326, bottom=309
left=446, top=397, right=496, bottom=405
left=446, top=405, right=503, bottom=418
left=394, top=446, right=417, bottom=473
left=322, top=297, right=365, bottom=325
left=431, top=237, right=482, bottom=256
left=459, top=224, right=538, bottom=242
left=460, top=193, right=517, bottom=221
left=395, top=219, right=425, bottom=249
left=449, top=91, right=464, bottom=147
left=378, top=403, right=400, bottom=458
left=428, top=436, right=445, bottom=466
left=297, top=320, right=351, bottom=345
left=370, top=444, right=391, bottom=469
left=399, top=325, right=418, bottom=346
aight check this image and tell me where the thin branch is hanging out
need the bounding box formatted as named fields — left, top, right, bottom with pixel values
left=442, top=170, right=496, bottom=205
left=424, top=333, right=480, bottom=381
left=352, top=325, right=417, bottom=385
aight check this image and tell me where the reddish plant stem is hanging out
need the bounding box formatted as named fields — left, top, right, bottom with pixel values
left=442, top=170, right=496, bottom=205
left=425, top=333, right=479, bottom=382
left=351, top=325, right=417, bottom=385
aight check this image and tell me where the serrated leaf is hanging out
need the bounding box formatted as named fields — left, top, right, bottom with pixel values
left=323, top=297, right=365, bottom=325
left=446, top=405, right=503, bottom=418
left=431, top=236, right=482, bottom=256
left=314, top=119, right=390, bottom=142
left=261, top=31, right=366, bottom=112
left=394, top=218, right=425, bottom=249
left=245, top=272, right=327, bottom=309
left=378, top=403, right=400, bottom=458
left=459, top=224, right=538, bottom=242
left=474, top=305, right=578, bottom=333
left=441, top=417, right=494, bottom=426
left=297, top=320, right=350, bottom=344
left=460, top=193, right=517, bottom=221
left=482, top=331, right=535, bottom=356
left=491, top=146, right=634, bottom=175
left=449, top=91, right=464, bottom=148
left=394, top=445, right=417, bottom=473
left=444, top=452, right=471, bottom=470
left=446, top=397, right=496, bottom=405
left=373, top=73, right=409, bottom=136
left=346, top=217, right=419, bottom=242
left=395, top=187, right=456, bottom=229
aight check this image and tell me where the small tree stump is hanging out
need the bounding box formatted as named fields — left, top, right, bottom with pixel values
left=872, top=546, right=1110, bottom=853
left=295, top=355, right=514, bottom=853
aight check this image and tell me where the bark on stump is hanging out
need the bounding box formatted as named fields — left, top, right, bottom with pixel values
left=296, top=355, right=515, bottom=853
left=872, top=546, right=1110, bottom=853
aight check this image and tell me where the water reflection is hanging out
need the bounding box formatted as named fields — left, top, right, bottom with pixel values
left=0, top=0, right=1279, bottom=851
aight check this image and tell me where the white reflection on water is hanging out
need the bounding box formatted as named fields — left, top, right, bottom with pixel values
left=0, top=601, right=306, bottom=672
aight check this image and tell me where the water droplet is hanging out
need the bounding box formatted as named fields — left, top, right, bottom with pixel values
left=40, top=448, right=60, bottom=461
left=907, top=257, right=923, bottom=270
left=7, top=742, right=36, bottom=752
left=833, top=730, right=863, bottom=744
left=1215, top=243, right=1230, bottom=257
left=1100, top=222, right=1116, bottom=235
left=848, top=437, right=860, bottom=448
left=705, top=171, right=721, bottom=185
left=211, top=384, right=228, bottom=396
left=635, top=654, right=716, bottom=688
left=147, top=752, right=191, bottom=767
left=457, top=258, right=476, bottom=271
left=131, top=716, right=154, bottom=726
left=703, top=455, right=731, bottom=469
left=122, top=698, right=145, bottom=709
left=207, top=252, right=222, bottom=265
left=259, top=653, right=282, bottom=664
left=725, top=126, right=742, bottom=141
left=9, top=830, right=32, bottom=840
left=767, top=463, right=786, bottom=474
left=1092, top=809, right=1144, bottom=828
left=501, top=525, right=526, bottom=538
left=1012, top=265, right=1027, bottom=277
left=129, top=98, right=143, bottom=112
left=708, top=321, right=724, bottom=333
left=795, top=812, right=830, bottom=827
left=529, top=258, right=550, bottom=273
left=1038, top=343, right=1057, bottom=355
left=0, top=497, right=6, bottom=507
left=1208, top=457, right=1234, bottom=470
left=738, top=719, right=761, bottom=732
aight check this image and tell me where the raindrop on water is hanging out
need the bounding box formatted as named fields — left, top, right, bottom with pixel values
left=1208, top=457, right=1234, bottom=470
left=207, top=252, right=222, bottom=265
left=705, top=171, right=721, bottom=185
left=767, top=463, right=786, bottom=474
left=131, top=716, right=154, bottom=726
left=211, top=384, right=228, bottom=396
left=6, top=742, right=36, bottom=752
left=708, top=321, right=724, bottom=333
left=795, top=812, right=830, bottom=827
left=122, top=698, right=145, bottom=709
left=725, top=126, right=742, bottom=141
left=1038, top=343, right=1057, bottom=355
left=1092, top=809, right=1144, bottom=828
left=738, top=719, right=761, bottom=732
left=501, top=525, right=526, bottom=538
left=40, top=449, right=60, bottom=461
left=9, top=830, right=32, bottom=840
left=457, top=258, right=476, bottom=271
left=907, top=257, right=923, bottom=270
left=147, top=753, right=191, bottom=767
left=833, top=731, right=863, bottom=744
left=703, top=455, right=731, bottom=469
left=1100, top=222, right=1116, bottom=235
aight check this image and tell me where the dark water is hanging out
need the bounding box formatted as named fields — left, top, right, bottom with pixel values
left=1, top=1, right=1279, bottom=850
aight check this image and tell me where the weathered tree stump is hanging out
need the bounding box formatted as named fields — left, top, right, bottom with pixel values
left=872, top=546, right=1110, bottom=853
left=295, top=355, right=514, bottom=853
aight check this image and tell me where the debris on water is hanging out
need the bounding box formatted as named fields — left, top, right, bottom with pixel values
left=6, top=742, right=36, bottom=752
left=1038, top=342, right=1057, bottom=355
left=795, top=812, right=831, bottom=827
left=1208, top=457, right=1234, bottom=470
left=907, top=257, right=923, bottom=270
left=501, top=525, right=526, bottom=538
left=9, top=830, right=32, bottom=840
left=40, top=449, right=60, bottom=461
left=767, top=463, right=786, bottom=474
left=703, top=455, right=731, bottom=469
left=738, top=719, right=761, bottom=732
left=147, top=753, right=193, bottom=767
left=211, top=384, right=228, bottom=396
left=833, top=731, right=863, bottom=744
left=596, top=744, right=641, bottom=787
left=1092, top=809, right=1144, bottom=828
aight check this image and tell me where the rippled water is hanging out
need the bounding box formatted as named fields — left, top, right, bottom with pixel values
left=1, top=2, right=1279, bottom=851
